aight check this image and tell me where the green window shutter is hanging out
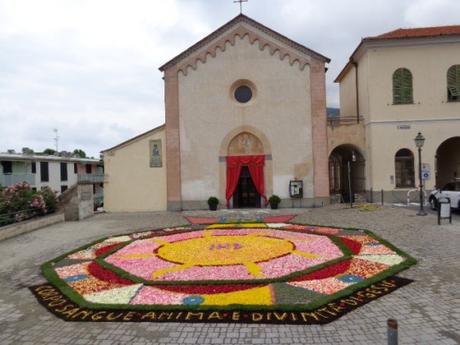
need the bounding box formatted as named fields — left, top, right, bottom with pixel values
left=447, top=65, right=460, bottom=101
left=393, top=68, right=413, bottom=104
left=393, top=69, right=403, bottom=104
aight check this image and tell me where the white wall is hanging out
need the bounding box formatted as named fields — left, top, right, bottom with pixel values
left=178, top=29, right=314, bottom=201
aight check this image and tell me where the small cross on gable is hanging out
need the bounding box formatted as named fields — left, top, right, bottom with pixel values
left=234, top=0, right=248, bottom=14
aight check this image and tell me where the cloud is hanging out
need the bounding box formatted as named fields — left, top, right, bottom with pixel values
left=0, top=0, right=458, bottom=156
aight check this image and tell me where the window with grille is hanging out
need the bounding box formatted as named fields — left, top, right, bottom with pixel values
left=60, top=162, right=68, bottom=181
left=1, top=161, right=13, bottom=174
left=40, top=162, right=49, bottom=182
left=393, top=68, right=413, bottom=105
left=395, top=149, right=415, bottom=188
left=447, top=65, right=460, bottom=102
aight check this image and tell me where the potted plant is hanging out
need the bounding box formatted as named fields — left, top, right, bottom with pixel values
left=269, top=195, right=281, bottom=209
left=207, top=196, right=219, bottom=211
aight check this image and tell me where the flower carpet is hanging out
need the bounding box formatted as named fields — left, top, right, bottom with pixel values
left=31, top=221, right=416, bottom=324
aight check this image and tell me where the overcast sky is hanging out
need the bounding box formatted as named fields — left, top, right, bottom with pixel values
left=1, top=0, right=459, bottom=157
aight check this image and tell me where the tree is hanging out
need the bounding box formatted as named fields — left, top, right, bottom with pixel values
left=72, top=149, right=87, bottom=158
left=43, top=148, right=57, bottom=155
left=22, top=147, right=34, bottom=155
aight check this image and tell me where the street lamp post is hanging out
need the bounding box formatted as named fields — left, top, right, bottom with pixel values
left=347, top=151, right=357, bottom=208
left=414, top=132, right=427, bottom=216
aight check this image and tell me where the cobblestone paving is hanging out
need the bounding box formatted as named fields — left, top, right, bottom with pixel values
left=0, top=206, right=459, bottom=345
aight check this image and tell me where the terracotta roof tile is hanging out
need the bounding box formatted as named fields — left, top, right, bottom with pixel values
left=335, top=24, right=460, bottom=82
left=369, top=25, right=460, bottom=40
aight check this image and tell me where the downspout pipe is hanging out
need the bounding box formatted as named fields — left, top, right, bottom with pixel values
left=352, top=61, right=360, bottom=124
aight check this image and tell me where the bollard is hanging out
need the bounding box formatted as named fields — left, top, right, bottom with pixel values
left=381, top=189, right=384, bottom=206
left=387, top=319, right=398, bottom=345
left=370, top=188, right=373, bottom=203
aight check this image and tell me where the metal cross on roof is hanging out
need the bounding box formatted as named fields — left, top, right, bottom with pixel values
left=234, top=0, right=248, bottom=14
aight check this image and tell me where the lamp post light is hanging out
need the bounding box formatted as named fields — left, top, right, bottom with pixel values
left=414, top=132, right=427, bottom=216
left=347, top=150, right=357, bottom=208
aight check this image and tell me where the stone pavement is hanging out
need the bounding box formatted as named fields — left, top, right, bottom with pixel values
left=0, top=205, right=459, bottom=345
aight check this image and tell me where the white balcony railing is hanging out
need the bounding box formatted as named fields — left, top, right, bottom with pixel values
left=0, top=173, right=35, bottom=187
left=77, top=174, right=104, bottom=184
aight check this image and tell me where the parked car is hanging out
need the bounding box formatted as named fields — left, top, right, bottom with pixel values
left=429, top=180, right=460, bottom=210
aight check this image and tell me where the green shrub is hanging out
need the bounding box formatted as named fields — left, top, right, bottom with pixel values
left=39, top=186, right=58, bottom=213
left=207, top=197, right=219, bottom=210
left=0, top=182, right=58, bottom=226
left=269, top=195, right=281, bottom=204
left=268, top=195, right=281, bottom=209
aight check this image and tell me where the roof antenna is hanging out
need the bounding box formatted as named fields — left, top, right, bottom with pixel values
left=233, top=0, right=248, bottom=14
left=53, top=128, right=59, bottom=153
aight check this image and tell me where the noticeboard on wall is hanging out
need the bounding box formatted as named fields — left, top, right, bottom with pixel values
left=150, top=139, right=162, bottom=168
left=289, top=180, right=303, bottom=199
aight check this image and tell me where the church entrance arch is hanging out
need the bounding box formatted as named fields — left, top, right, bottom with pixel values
left=222, top=130, right=271, bottom=208
left=329, top=144, right=365, bottom=202
left=435, top=136, right=460, bottom=188
left=233, top=166, right=262, bottom=208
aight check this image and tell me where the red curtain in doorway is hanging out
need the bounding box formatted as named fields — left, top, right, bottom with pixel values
left=225, top=155, right=268, bottom=207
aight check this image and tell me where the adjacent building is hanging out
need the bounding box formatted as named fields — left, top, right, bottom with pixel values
left=0, top=153, right=103, bottom=201
left=103, top=125, right=166, bottom=212
left=332, top=25, right=460, bottom=203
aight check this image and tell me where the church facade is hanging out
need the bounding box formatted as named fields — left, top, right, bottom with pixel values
left=103, top=16, right=460, bottom=212
left=103, top=15, right=330, bottom=211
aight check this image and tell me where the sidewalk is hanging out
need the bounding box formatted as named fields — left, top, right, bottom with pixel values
left=0, top=205, right=459, bottom=345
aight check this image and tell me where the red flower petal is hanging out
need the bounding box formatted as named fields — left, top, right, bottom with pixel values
left=87, top=262, right=134, bottom=285
left=290, top=260, right=351, bottom=281
left=339, top=237, right=362, bottom=255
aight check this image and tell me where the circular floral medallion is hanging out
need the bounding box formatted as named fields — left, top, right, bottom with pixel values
left=103, top=228, right=343, bottom=282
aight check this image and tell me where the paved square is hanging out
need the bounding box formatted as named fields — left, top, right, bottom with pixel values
left=0, top=206, right=459, bottom=344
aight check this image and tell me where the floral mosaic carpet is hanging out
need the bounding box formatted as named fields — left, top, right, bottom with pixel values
left=31, top=221, right=416, bottom=324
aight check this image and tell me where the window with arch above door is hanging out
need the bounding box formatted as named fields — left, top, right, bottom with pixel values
left=395, top=148, right=415, bottom=188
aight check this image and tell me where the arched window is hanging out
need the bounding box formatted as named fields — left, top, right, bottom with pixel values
left=395, top=149, right=415, bottom=188
left=447, top=65, right=460, bottom=102
left=393, top=68, right=413, bottom=104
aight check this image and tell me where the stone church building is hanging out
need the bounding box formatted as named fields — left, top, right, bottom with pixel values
left=103, top=14, right=330, bottom=211
left=102, top=15, right=460, bottom=212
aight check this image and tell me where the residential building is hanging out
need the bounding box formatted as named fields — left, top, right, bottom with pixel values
left=0, top=153, right=103, bottom=199
left=332, top=25, right=460, bottom=203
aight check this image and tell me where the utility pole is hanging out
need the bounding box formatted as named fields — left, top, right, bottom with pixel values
left=53, top=128, right=59, bottom=154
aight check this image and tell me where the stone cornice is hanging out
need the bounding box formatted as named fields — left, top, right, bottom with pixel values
left=159, top=14, right=329, bottom=75
left=178, top=24, right=312, bottom=76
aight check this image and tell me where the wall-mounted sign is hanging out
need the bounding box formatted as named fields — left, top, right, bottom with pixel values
left=150, top=139, right=162, bottom=168
left=289, top=180, right=303, bottom=199
left=421, top=163, right=430, bottom=180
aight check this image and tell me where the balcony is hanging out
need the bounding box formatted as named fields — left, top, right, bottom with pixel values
left=77, top=174, right=104, bottom=184
left=0, top=173, right=35, bottom=187
left=327, top=116, right=364, bottom=128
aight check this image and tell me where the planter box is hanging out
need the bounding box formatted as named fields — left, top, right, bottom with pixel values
left=0, top=213, right=65, bottom=242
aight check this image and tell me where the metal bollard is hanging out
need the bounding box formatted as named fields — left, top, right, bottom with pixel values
left=387, top=319, right=398, bottom=345
left=381, top=189, right=384, bottom=206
